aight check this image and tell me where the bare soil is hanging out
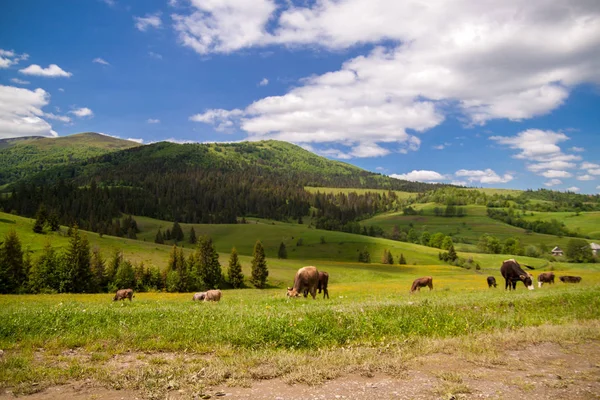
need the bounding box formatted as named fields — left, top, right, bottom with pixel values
left=2, top=342, right=599, bottom=400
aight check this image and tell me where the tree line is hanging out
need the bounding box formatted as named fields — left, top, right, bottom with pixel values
left=0, top=229, right=269, bottom=295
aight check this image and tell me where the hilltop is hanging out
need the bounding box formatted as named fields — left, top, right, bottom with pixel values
left=0, top=132, right=142, bottom=185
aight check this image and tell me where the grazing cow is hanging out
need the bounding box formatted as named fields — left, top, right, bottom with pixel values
left=317, top=271, right=329, bottom=299
left=500, top=259, right=534, bottom=291
left=487, top=276, right=497, bottom=288
left=192, top=292, right=207, bottom=301
left=410, top=276, right=433, bottom=293
left=204, top=289, right=222, bottom=302
left=537, top=272, right=555, bottom=288
left=113, top=288, right=134, bottom=301
left=287, top=266, right=319, bottom=299
left=559, top=275, right=582, bottom=283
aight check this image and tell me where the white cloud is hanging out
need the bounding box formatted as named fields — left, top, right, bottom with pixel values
left=147, top=118, right=160, bottom=124
left=526, top=160, right=576, bottom=173
left=70, top=107, right=94, bottom=118
left=58, top=88, right=65, bottom=92
left=451, top=180, right=467, bottom=186
left=576, top=174, right=595, bottom=181
left=148, top=51, right=163, bottom=59
left=93, top=58, right=110, bottom=65
left=126, top=138, right=144, bottom=144
left=566, top=186, right=580, bottom=193
left=570, top=146, right=585, bottom=152
left=44, top=113, right=71, bottom=123
left=544, top=179, right=562, bottom=187
left=540, top=170, right=572, bottom=178
left=101, top=0, right=116, bottom=6
left=0, top=85, right=57, bottom=138
left=190, top=108, right=243, bottom=132
left=490, top=129, right=570, bottom=160
left=581, top=162, right=600, bottom=169
left=390, top=170, right=446, bottom=182
left=259, top=78, right=269, bottom=86
left=134, top=13, right=162, bottom=32
left=10, top=78, right=30, bottom=85
left=597, top=185, right=600, bottom=191
left=0, top=49, right=28, bottom=68
left=19, top=64, right=72, bottom=78
left=173, top=1, right=600, bottom=156
left=589, top=169, right=600, bottom=176
left=455, top=168, right=513, bottom=184
left=168, top=0, right=178, bottom=6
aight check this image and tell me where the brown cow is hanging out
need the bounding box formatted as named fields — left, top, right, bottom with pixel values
left=487, top=276, right=497, bottom=288
left=500, top=259, right=534, bottom=290
left=192, top=292, right=206, bottom=301
left=287, top=266, right=319, bottom=299
left=113, top=288, right=134, bottom=301
left=317, top=271, right=329, bottom=299
left=204, top=289, right=222, bottom=302
left=537, top=272, right=555, bottom=287
left=559, top=275, right=582, bottom=283
left=410, top=276, right=433, bottom=293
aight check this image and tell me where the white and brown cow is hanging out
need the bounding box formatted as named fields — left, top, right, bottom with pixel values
left=500, top=259, right=534, bottom=291
left=537, top=272, right=555, bottom=287
left=287, top=266, right=319, bottom=299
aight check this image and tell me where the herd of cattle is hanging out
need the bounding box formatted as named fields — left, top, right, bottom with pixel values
left=112, top=259, right=583, bottom=302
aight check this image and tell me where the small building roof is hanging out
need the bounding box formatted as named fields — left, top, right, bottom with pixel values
left=551, top=246, right=562, bottom=252
left=590, top=243, right=600, bottom=250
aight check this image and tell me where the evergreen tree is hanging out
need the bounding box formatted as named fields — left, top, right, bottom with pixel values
left=386, top=249, right=394, bottom=265
left=165, top=270, right=181, bottom=292
left=105, top=249, right=122, bottom=288
left=176, top=247, right=190, bottom=291
left=278, top=242, right=287, bottom=259
left=33, top=204, right=48, bottom=234
left=0, top=230, right=24, bottom=294
left=358, top=246, right=371, bottom=263
left=90, top=247, right=106, bottom=292
left=47, top=211, right=60, bottom=231
left=155, top=229, right=164, bottom=244
left=250, top=240, right=268, bottom=288
left=172, top=221, right=184, bottom=242
left=227, top=247, right=244, bottom=288
left=195, top=236, right=222, bottom=289
left=381, top=249, right=389, bottom=264
left=446, top=244, right=458, bottom=262
left=189, top=227, right=197, bottom=245
left=398, top=253, right=407, bottom=264
left=61, top=226, right=92, bottom=293
left=114, top=260, right=136, bottom=289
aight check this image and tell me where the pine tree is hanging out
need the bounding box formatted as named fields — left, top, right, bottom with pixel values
left=155, top=229, right=164, bottom=244
left=227, top=247, right=244, bottom=288
left=386, top=249, right=394, bottom=265
left=90, top=247, right=106, bottom=292
left=33, top=204, right=48, bottom=234
left=177, top=247, right=190, bottom=291
left=278, top=242, right=287, bottom=259
left=0, top=230, right=24, bottom=294
left=359, top=246, right=370, bottom=263
left=172, top=221, right=184, bottom=242
left=114, top=260, right=136, bottom=289
left=398, top=253, right=407, bottom=265
left=105, top=249, right=122, bottom=288
left=195, top=236, right=222, bottom=289
left=447, top=244, right=458, bottom=262
left=250, top=240, right=268, bottom=288
left=381, top=249, right=389, bottom=264
left=61, top=226, right=92, bottom=293
left=189, top=227, right=197, bottom=245
left=47, top=211, right=60, bottom=231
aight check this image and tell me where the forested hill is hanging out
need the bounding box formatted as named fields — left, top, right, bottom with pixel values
left=12, top=138, right=446, bottom=192
left=0, top=132, right=141, bottom=185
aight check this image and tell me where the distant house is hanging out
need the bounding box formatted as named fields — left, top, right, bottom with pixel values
left=551, top=246, right=564, bottom=256
left=591, top=243, right=600, bottom=257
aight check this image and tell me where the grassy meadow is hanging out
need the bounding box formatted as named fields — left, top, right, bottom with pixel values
left=2, top=208, right=600, bottom=396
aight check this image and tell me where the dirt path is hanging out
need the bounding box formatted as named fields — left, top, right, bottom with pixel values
left=2, top=342, right=599, bottom=399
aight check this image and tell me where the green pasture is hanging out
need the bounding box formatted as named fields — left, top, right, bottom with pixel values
left=304, top=186, right=416, bottom=199
left=520, top=211, right=600, bottom=240
left=362, top=204, right=578, bottom=251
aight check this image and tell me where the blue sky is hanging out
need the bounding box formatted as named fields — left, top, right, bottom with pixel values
left=1, top=0, right=599, bottom=193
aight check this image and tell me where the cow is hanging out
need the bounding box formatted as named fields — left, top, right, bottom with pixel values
left=559, top=275, right=582, bottom=283
left=410, top=276, right=433, bottom=293
left=500, top=259, right=534, bottom=290
left=204, top=289, right=222, bottom=302
left=487, top=276, right=497, bottom=288
left=537, top=272, right=555, bottom=287
left=193, top=292, right=207, bottom=301
left=287, top=266, right=319, bottom=299
left=317, top=271, right=329, bottom=299
left=113, top=288, right=134, bottom=301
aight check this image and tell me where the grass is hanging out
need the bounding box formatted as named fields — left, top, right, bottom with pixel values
left=520, top=211, right=600, bottom=240
left=304, top=186, right=416, bottom=199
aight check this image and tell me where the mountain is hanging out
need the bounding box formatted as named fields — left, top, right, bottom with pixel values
left=0, top=132, right=142, bottom=186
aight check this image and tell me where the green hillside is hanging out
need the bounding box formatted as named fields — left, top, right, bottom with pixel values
left=0, top=132, right=141, bottom=185
left=520, top=211, right=600, bottom=240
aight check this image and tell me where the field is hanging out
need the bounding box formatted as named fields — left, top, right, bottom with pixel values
left=2, top=210, right=600, bottom=398
left=521, top=211, right=600, bottom=240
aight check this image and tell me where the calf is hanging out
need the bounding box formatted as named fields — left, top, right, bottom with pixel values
left=410, top=276, right=433, bottom=293
left=487, top=276, right=497, bottom=288
left=537, top=272, right=555, bottom=288
left=559, top=275, right=582, bottom=283
left=500, top=259, right=534, bottom=291
left=113, top=288, right=134, bottom=301
left=317, top=271, right=329, bottom=299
